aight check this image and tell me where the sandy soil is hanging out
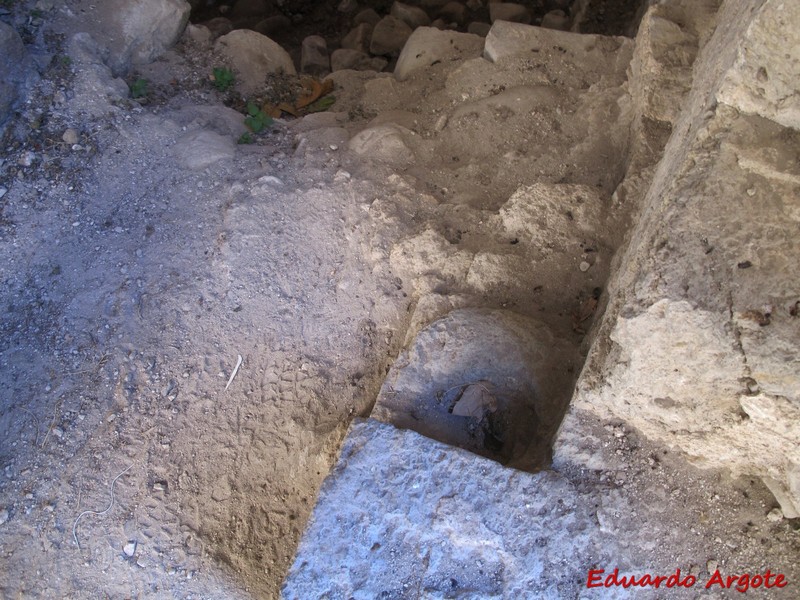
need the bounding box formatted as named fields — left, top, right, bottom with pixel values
left=0, top=1, right=798, bottom=599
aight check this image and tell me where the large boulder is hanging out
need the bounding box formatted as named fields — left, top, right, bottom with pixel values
left=101, top=0, right=191, bottom=75
left=215, top=30, right=296, bottom=95
left=394, top=27, right=483, bottom=81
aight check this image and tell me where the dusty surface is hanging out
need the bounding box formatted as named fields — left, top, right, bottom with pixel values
left=0, top=1, right=797, bottom=599
left=286, top=417, right=800, bottom=599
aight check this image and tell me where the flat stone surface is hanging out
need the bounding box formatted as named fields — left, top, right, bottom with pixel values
left=282, top=418, right=611, bottom=599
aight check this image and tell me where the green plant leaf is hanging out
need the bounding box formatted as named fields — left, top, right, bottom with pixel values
left=130, top=78, right=148, bottom=99
left=212, top=67, right=235, bottom=91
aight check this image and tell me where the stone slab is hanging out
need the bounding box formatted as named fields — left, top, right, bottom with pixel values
left=282, top=418, right=612, bottom=599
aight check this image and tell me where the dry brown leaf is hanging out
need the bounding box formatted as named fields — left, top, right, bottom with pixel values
left=295, top=78, right=334, bottom=110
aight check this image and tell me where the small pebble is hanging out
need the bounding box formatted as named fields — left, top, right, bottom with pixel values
left=579, top=261, right=591, bottom=272
left=766, top=507, right=783, bottom=522
left=123, top=540, right=137, bottom=557
left=0, top=508, right=8, bottom=525
left=62, top=128, right=79, bottom=145
left=18, top=152, right=35, bottom=167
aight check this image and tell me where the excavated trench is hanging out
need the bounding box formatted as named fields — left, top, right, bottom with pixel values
left=183, top=0, right=652, bottom=471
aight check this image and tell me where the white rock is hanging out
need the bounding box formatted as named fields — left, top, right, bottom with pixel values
left=100, top=0, right=191, bottom=75
left=0, top=509, right=8, bottom=525
left=766, top=507, right=783, bottom=522
left=348, top=124, right=416, bottom=168
left=174, top=130, right=236, bottom=170
left=716, top=0, right=800, bottom=129
left=394, top=27, right=484, bottom=82
left=629, top=11, right=697, bottom=124
left=123, top=540, right=137, bottom=557
left=62, top=128, right=79, bottom=144
left=215, top=30, right=296, bottom=95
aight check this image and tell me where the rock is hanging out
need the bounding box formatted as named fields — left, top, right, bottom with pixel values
left=483, top=20, right=633, bottom=80
left=99, top=0, right=191, bottom=75
left=499, top=183, right=611, bottom=254
left=389, top=229, right=472, bottom=294
left=183, top=23, right=212, bottom=46
left=394, top=27, right=484, bottom=82
left=123, top=540, right=137, bottom=557
left=370, top=16, right=413, bottom=56
left=354, top=8, right=381, bottom=26
left=62, top=128, right=80, bottom=145
left=467, top=21, right=492, bottom=37
left=0, top=21, right=37, bottom=126
left=489, top=3, right=531, bottom=24
left=0, top=509, right=8, bottom=525
left=630, top=9, right=697, bottom=124
left=348, top=124, right=416, bottom=168
left=174, top=129, right=236, bottom=170
left=541, top=9, right=570, bottom=31
left=253, top=15, right=291, bottom=37
left=766, top=507, right=783, bottom=522
left=300, top=35, right=330, bottom=77
left=285, top=419, right=604, bottom=598
left=341, top=23, right=373, bottom=54
left=330, top=49, right=387, bottom=72
left=202, top=17, right=233, bottom=39
left=579, top=261, right=591, bottom=272
left=715, top=0, right=800, bottom=129
left=438, top=1, right=468, bottom=25
left=215, top=30, right=296, bottom=94
left=390, top=1, right=432, bottom=29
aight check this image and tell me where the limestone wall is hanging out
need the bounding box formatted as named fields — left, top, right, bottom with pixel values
left=556, top=0, right=800, bottom=517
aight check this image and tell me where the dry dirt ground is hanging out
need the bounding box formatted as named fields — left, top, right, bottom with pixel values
left=0, top=1, right=798, bottom=599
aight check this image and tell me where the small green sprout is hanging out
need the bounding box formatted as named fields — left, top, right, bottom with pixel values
left=243, top=101, right=273, bottom=134
left=129, top=78, right=148, bottom=99
left=211, top=67, right=235, bottom=91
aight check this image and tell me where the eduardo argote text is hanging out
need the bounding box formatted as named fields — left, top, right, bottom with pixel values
left=586, top=567, right=788, bottom=593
